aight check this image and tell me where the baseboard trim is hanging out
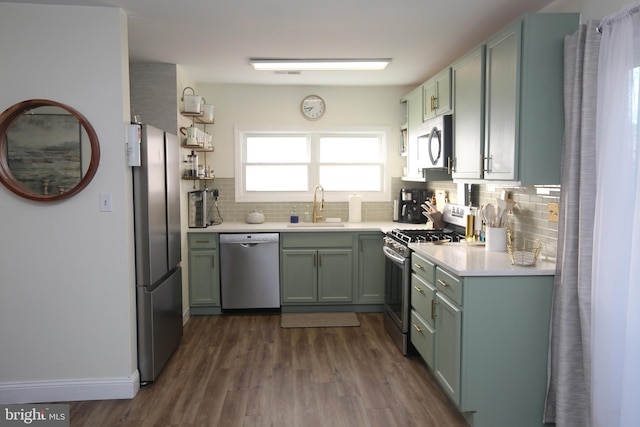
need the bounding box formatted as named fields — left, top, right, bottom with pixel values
left=0, top=371, right=140, bottom=404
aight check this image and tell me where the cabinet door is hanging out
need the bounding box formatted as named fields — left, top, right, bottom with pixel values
left=484, top=21, right=520, bottom=181
left=452, top=45, right=485, bottom=180
left=188, top=249, right=219, bottom=306
left=411, top=310, right=436, bottom=368
left=435, top=68, right=452, bottom=116
left=405, top=85, right=425, bottom=179
left=357, top=235, right=384, bottom=303
left=281, top=249, right=318, bottom=303
left=411, top=273, right=436, bottom=328
left=423, top=68, right=452, bottom=121
left=435, top=293, right=462, bottom=405
left=422, top=79, right=436, bottom=121
left=318, top=249, right=353, bottom=302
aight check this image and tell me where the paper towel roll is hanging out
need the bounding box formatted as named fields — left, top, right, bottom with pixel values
left=348, top=194, right=362, bottom=223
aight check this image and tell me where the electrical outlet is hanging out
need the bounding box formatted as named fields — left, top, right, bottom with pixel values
left=547, top=203, right=559, bottom=222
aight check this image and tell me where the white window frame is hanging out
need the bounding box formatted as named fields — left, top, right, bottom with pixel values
left=234, top=126, right=391, bottom=203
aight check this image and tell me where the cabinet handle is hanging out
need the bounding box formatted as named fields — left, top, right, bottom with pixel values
left=319, top=254, right=322, bottom=268
left=437, top=279, right=449, bottom=288
left=195, top=240, right=210, bottom=244
left=414, top=263, right=424, bottom=270
left=414, top=285, right=423, bottom=293
left=431, top=300, right=437, bottom=320
left=413, top=324, right=423, bottom=333
left=211, top=256, right=215, bottom=269
left=447, top=156, right=452, bottom=174
left=483, top=155, right=492, bottom=173
left=314, top=254, right=317, bottom=268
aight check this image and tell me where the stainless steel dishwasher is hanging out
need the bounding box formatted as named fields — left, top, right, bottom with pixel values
left=219, top=233, right=280, bottom=309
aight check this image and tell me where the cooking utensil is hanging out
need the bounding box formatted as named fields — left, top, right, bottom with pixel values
left=483, top=204, right=495, bottom=227
left=432, top=239, right=450, bottom=245
left=496, top=199, right=507, bottom=227
left=422, top=210, right=444, bottom=229
left=425, top=200, right=439, bottom=212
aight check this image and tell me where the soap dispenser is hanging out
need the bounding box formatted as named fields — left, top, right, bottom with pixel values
left=290, top=206, right=299, bottom=223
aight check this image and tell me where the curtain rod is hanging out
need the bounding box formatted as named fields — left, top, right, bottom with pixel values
left=597, top=2, right=640, bottom=33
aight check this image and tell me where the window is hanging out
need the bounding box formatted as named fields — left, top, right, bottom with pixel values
left=235, top=127, right=390, bottom=202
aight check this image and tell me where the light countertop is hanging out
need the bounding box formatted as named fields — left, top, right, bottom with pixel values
left=409, top=241, right=556, bottom=277
left=187, top=222, right=555, bottom=277
left=187, top=221, right=426, bottom=234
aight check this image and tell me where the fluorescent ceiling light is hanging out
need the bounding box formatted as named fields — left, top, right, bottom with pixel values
left=250, top=59, right=391, bottom=71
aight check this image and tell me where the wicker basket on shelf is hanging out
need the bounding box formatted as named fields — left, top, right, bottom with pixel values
left=507, top=231, right=542, bottom=266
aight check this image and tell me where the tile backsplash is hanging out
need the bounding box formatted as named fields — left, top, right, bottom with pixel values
left=202, top=177, right=560, bottom=260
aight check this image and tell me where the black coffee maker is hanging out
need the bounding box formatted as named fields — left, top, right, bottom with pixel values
left=397, top=188, right=432, bottom=223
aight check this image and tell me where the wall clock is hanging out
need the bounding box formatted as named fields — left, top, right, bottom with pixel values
left=301, top=95, right=325, bottom=120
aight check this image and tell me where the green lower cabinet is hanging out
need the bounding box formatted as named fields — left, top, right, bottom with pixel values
left=281, top=249, right=318, bottom=302
left=410, top=272, right=437, bottom=366
left=434, top=292, right=462, bottom=405
left=281, top=248, right=352, bottom=304
left=410, top=310, right=435, bottom=367
left=357, top=234, right=385, bottom=303
left=187, top=234, right=220, bottom=314
left=317, top=249, right=353, bottom=302
left=410, top=250, right=554, bottom=427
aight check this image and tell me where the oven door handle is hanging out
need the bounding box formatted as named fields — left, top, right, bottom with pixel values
left=383, top=246, right=407, bottom=265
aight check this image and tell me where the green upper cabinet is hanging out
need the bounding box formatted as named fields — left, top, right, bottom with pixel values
left=483, top=13, right=579, bottom=185
left=423, top=68, right=452, bottom=121
left=451, top=45, right=486, bottom=180
left=403, top=85, right=424, bottom=179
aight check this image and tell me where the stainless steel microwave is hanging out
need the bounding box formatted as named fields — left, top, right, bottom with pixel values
left=417, top=114, right=452, bottom=169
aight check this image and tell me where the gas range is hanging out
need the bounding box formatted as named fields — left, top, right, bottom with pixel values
left=383, top=203, right=470, bottom=355
left=384, top=203, right=470, bottom=258
left=384, top=228, right=466, bottom=258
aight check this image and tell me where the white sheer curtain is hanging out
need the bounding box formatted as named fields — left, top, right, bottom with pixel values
left=592, top=3, right=640, bottom=426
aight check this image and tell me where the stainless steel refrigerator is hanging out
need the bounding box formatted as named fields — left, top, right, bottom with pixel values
left=132, top=124, right=182, bottom=383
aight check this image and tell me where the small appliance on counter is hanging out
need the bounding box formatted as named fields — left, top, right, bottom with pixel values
left=188, top=189, right=217, bottom=228
left=397, top=188, right=432, bottom=223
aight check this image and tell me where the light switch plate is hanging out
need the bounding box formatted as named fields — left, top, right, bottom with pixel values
left=100, top=193, right=112, bottom=212
left=547, top=203, right=559, bottom=222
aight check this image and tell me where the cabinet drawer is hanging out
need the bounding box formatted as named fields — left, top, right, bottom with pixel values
left=411, top=273, right=436, bottom=327
left=188, top=233, right=217, bottom=249
left=411, top=310, right=435, bottom=368
left=281, top=232, right=353, bottom=248
left=435, top=268, right=462, bottom=306
left=411, top=252, right=435, bottom=283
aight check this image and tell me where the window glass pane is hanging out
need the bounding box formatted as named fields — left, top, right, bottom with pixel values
left=246, top=136, right=308, bottom=163
left=319, top=136, right=381, bottom=163
left=319, top=165, right=381, bottom=191
left=246, top=165, right=308, bottom=191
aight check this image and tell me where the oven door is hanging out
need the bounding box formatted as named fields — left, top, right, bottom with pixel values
left=383, top=246, right=410, bottom=333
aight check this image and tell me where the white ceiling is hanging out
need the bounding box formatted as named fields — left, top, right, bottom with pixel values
left=3, top=0, right=556, bottom=86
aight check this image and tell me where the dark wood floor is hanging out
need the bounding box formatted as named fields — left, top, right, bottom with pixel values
left=69, top=313, right=468, bottom=426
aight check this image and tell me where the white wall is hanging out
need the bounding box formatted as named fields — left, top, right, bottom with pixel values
left=195, top=84, right=413, bottom=179
left=543, top=0, right=631, bottom=20
left=0, top=4, right=137, bottom=402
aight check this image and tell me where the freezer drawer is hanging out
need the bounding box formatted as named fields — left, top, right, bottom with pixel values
left=137, top=267, right=183, bottom=383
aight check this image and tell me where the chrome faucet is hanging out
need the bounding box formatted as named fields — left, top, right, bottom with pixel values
left=312, top=184, right=324, bottom=223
